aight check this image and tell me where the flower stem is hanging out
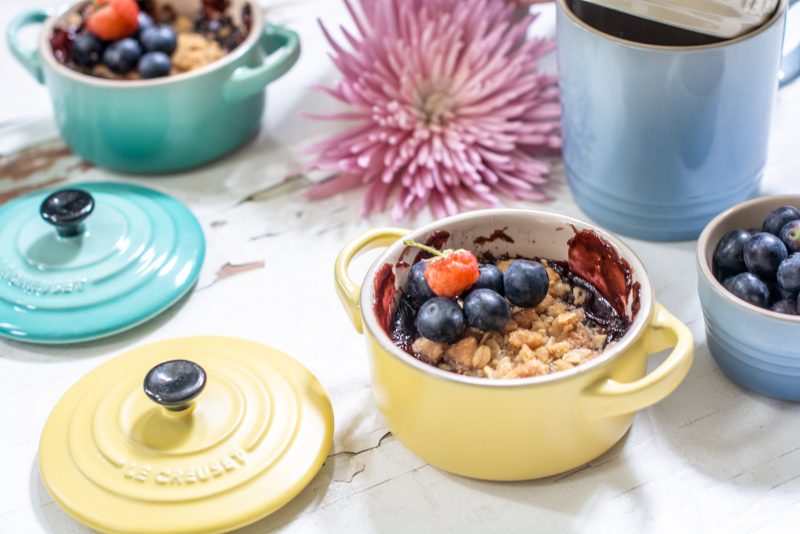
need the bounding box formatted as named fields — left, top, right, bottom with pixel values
left=403, top=240, right=445, bottom=258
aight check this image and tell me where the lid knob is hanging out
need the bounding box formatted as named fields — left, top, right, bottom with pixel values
left=143, top=360, right=207, bottom=412
left=40, top=189, right=95, bottom=238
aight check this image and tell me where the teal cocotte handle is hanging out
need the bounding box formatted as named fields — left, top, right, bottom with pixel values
left=6, top=9, right=48, bottom=84
left=223, top=23, right=300, bottom=104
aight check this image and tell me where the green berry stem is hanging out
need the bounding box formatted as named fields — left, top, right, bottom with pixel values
left=403, top=240, right=445, bottom=258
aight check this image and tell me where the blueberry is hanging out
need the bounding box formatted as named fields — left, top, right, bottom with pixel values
left=223, top=28, right=245, bottom=50
left=712, top=229, right=750, bottom=278
left=72, top=33, right=104, bottom=68
left=777, top=253, right=800, bottom=294
left=103, top=38, right=141, bottom=74
left=722, top=276, right=736, bottom=293
left=463, top=289, right=510, bottom=332
left=744, top=232, right=787, bottom=279
left=763, top=205, right=800, bottom=235
left=194, top=17, right=215, bottom=33
left=779, top=220, right=800, bottom=253
left=504, top=260, right=549, bottom=308
left=725, top=272, right=770, bottom=308
left=138, top=51, right=171, bottom=78
left=471, top=264, right=504, bottom=295
left=204, top=19, right=222, bottom=35
left=770, top=299, right=798, bottom=315
left=415, top=297, right=465, bottom=343
left=406, top=261, right=436, bottom=309
left=137, top=12, right=155, bottom=36
left=767, top=279, right=796, bottom=304
left=140, top=24, right=177, bottom=55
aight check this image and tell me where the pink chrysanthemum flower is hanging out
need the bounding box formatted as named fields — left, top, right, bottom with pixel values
left=307, top=0, right=561, bottom=220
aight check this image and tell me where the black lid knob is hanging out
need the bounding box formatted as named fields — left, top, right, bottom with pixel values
left=40, top=189, right=95, bottom=238
left=143, top=360, right=207, bottom=412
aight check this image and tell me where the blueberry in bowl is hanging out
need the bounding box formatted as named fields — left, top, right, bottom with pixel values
left=463, top=289, right=511, bottom=333
left=712, top=229, right=751, bottom=279
left=503, top=259, right=549, bottom=308
left=743, top=232, right=787, bottom=279
left=763, top=205, right=800, bottom=236
left=779, top=220, right=800, bottom=253
left=138, top=51, right=171, bottom=78
left=102, top=37, right=142, bottom=74
left=415, top=297, right=465, bottom=344
left=472, top=264, right=505, bottom=295
left=723, top=272, right=770, bottom=308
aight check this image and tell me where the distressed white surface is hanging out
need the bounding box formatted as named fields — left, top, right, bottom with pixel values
left=1, top=1, right=800, bottom=533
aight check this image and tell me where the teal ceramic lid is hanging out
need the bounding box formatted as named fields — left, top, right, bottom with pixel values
left=0, top=182, right=205, bottom=344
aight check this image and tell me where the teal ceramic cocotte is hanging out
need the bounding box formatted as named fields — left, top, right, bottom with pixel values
left=6, top=0, right=300, bottom=173
left=0, top=182, right=205, bottom=344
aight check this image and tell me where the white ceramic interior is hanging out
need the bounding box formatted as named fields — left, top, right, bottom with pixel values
left=360, top=209, right=655, bottom=387
left=698, top=194, right=800, bottom=323
left=42, top=0, right=261, bottom=86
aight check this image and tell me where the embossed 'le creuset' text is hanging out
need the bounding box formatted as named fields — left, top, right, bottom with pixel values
left=121, top=450, right=246, bottom=485
left=0, top=260, right=86, bottom=296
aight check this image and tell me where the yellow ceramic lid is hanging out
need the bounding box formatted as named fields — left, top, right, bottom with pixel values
left=39, top=337, right=334, bottom=534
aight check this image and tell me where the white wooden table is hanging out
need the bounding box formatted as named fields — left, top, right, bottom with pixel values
left=2, top=1, right=800, bottom=532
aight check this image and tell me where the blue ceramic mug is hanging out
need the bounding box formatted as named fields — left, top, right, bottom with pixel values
left=6, top=0, right=300, bottom=174
left=556, top=0, right=800, bottom=241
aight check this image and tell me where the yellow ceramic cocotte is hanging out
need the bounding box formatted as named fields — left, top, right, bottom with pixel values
left=38, top=337, right=334, bottom=534
left=335, top=209, right=694, bottom=481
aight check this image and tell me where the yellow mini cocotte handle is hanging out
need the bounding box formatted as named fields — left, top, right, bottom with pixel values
left=335, top=228, right=410, bottom=333
left=582, top=302, right=694, bottom=419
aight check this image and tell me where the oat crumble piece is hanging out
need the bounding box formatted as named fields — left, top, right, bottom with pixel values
left=172, top=33, right=225, bottom=72
left=173, top=15, right=195, bottom=34
left=412, top=338, right=447, bottom=364
left=445, top=337, right=479, bottom=369
left=508, top=329, right=547, bottom=351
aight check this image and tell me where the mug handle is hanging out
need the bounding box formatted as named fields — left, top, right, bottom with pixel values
left=6, top=9, right=48, bottom=84
left=780, top=0, right=800, bottom=86
left=581, top=302, right=694, bottom=419
left=223, top=23, right=300, bottom=104
left=334, top=228, right=410, bottom=334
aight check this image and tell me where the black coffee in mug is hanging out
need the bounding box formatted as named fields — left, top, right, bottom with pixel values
left=566, top=0, right=725, bottom=46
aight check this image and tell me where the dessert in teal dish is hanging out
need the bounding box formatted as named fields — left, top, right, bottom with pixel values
left=6, top=0, right=300, bottom=173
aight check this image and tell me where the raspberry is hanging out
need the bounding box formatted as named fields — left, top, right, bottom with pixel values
left=404, top=240, right=479, bottom=298
left=86, top=0, right=139, bottom=41
left=425, top=250, right=480, bottom=297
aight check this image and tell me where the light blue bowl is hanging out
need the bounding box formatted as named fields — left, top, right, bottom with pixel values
left=6, top=0, right=299, bottom=173
left=697, top=195, right=800, bottom=400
